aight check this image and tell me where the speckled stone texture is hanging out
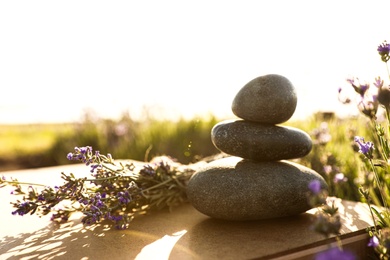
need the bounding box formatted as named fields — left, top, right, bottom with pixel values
left=186, top=156, right=328, bottom=220
left=211, top=119, right=312, bottom=161
left=231, top=74, right=297, bottom=124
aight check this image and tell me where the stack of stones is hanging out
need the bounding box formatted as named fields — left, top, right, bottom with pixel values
left=187, top=74, right=328, bottom=221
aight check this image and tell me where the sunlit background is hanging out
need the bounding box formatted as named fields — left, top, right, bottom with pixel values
left=1, top=0, right=390, bottom=124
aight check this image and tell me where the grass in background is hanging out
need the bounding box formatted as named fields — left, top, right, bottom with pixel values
left=0, top=124, right=74, bottom=170
left=0, top=112, right=221, bottom=171
left=0, top=111, right=377, bottom=203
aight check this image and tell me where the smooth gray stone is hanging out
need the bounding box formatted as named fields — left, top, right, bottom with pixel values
left=232, top=74, right=297, bottom=124
left=186, top=157, right=327, bottom=220
left=211, top=120, right=312, bottom=161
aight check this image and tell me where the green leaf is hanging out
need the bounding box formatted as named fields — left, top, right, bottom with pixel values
left=371, top=207, right=387, bottom=228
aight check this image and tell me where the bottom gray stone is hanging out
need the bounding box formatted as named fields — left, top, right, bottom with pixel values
left=186, top=156, right=327, bottom=220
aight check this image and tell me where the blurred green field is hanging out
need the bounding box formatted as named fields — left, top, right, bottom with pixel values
left=0, top=113, right=221, bottom=171
left=0, top=123, right=75, bottom=170
left=0, top=111, right=375, bottom=202
left=0, top=124, right=66, bottom=154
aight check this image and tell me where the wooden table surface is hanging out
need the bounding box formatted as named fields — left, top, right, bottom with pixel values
left=0, top=163, right=375, bottom=259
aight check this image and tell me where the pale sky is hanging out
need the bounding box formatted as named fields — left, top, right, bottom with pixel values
left=1, top=0, right=390, bottom=124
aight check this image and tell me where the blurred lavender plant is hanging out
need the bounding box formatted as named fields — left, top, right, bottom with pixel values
left=307, top=180, right=356, bottom=259
left=300, top=121, right=355, bottom=200
left=1, top=146, right=195, bottom=229
left=337, top=40, right=390, bottom=259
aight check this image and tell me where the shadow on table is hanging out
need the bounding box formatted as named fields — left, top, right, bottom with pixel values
left=0, top=211, right=193, bottom=260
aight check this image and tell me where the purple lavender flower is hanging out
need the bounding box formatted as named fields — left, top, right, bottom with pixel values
left=378, top=41, right=390, bottom=62
left=90, top=164, right=101, bottom=173
left=37, top=194, right=45, bottom=201
left=108, top=214, right=127, bottom=229
left=308, top=180, right=322, bottom=194
left=315, top=247, right=356, bottom=260
left=66, top=152, right=73, bottom=160
left=79, top=198, right=89, bottom=205
left=140, top=165, right=156, bottom=177
left=368, top=235, right=379, bottom=248
left=67, top=146, right=93, bottom=163
left=347, top=78, right=369, bottom=97
left=360, top=84, right=369, bottom=95
left=378, top=41, right=390, bottom=54
left=12, top=202, right=33, bottom=216
left=357, top=96, right=378, bottom=119
left=79, top=147, right=89, bottom=154
left=109, top=214, right=123, bottom=222
left=374, top=77, right=384, bottom=88
left=117, top=191, right=132, bottom=205
left=354, top=136, right=374, bottom=158
left=82, top=200, right=104, bottom=225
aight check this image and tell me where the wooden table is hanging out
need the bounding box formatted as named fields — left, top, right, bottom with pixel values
left=0, top=163, right=375, bottom=259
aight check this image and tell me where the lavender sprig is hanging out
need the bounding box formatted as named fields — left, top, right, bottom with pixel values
left=1, top=146, right=195, bottom=229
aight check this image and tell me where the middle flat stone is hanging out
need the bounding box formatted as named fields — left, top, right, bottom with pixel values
left=211, top=120, right=312, bottom=161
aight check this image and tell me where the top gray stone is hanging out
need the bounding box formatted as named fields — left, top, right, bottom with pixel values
left=232, top=74, right=297, bottom=124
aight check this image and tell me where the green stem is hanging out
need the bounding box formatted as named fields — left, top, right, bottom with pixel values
left=3, top=180, right=47, bottom=187
left=369, top=121, right=389, bottom=170
left=84, top=175, right=121, bottom=182
left=369, top=159, right=388, bottom=210
left=365, top=198, right=379, bottom=233
left=172, top=175, right=188, bottom=190
left=102, top=163, right=124, bottom=174
left=386, top=107, right=390, bottom=136
left=141, top=178, right=172, bottom=194
left=83, top=164, right=136, bottom=182
left=335, top=236, right=343, bottom=251
left=83, top=172, right=141, bottom=183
